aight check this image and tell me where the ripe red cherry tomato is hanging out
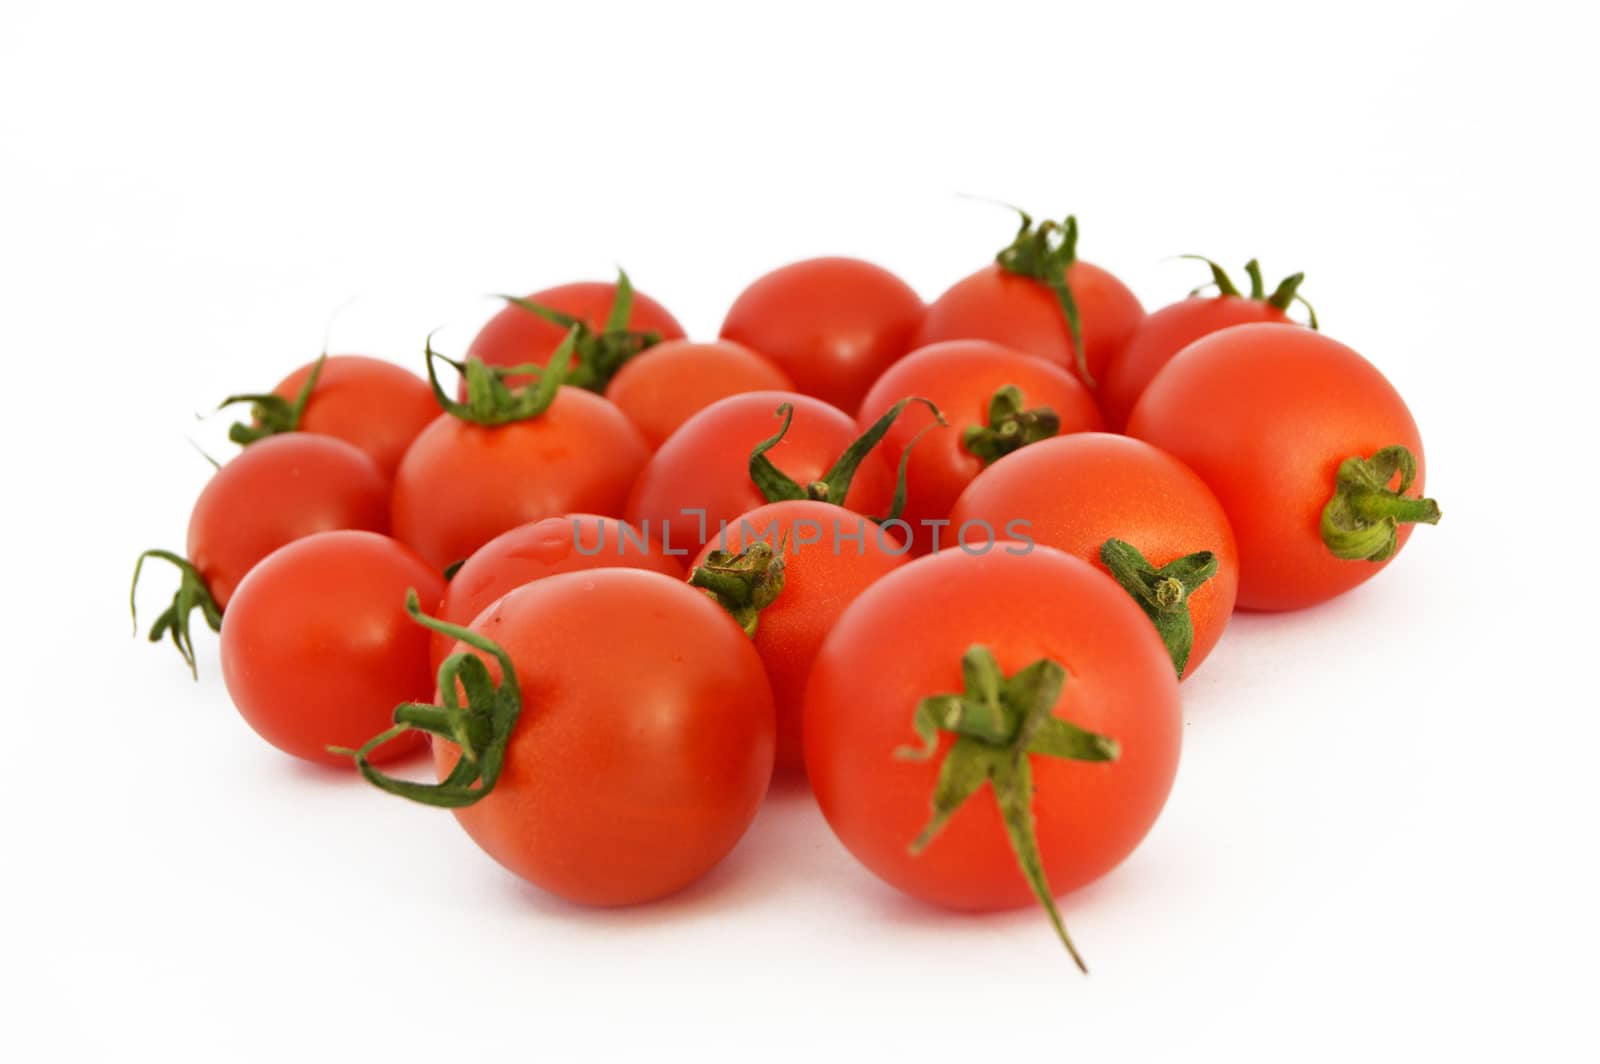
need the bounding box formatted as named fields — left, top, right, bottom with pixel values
left=431, top=514, right=684, bottom=673
left=625, top=391, right=896, bottom=556
left=603, top=339, right=793, bottom=449
left=916, top=213, right=1143, bottom=390
left=950, top=433, right=1238, bottom=678
left=720, top=257, right=924, bottom=412
left=856, top=340, right=1103, bottom=553
left=225, top=354, right=441, bottom=477
left=391, top=342, right=649, bottom=570
left=1099, top=258, right=1312, bottom=430
left=1128, top=323, right=1440, bottom=611
left=466, top=274, right=685, bottom=391
left=804, top=547, right=1180, bottom=968
left=689, top=500, right=906, bottom=770
left=350, top=570, right=776, bottom=907
left=132, top=433, right=390, bottom=675
left=220, top=530, right=444, bottom=765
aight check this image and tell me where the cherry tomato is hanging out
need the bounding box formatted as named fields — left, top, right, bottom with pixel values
left=132, top=433, right=390, bottom=675
left=392, top=386, right=648, bottom=571
left=220, top=530, right=444, bottom=765
left=804, top=547, right=1180, bottom=967
left=226, top=354, right=441, bottom=477
left=1127, top=323, right=1439, bottom=611
left=603, top=339, right=793, bottom=449
left=353, top=570, right=776, bottom=907
left=625, top=391, right=896, bottom=556
left=949, top=433, right=1238, bottom=678
left=467, top=276, right=684, bottom=390
left=720, top=257, right=924, bottom=412
left=1100, top=258, right=1311, bottom=430
left=431, top=514, right=683, bottom=673
left=916, top=214, right=1143, bottom=390
left=856, top=340, right=1103, bottom=554
left=689, top=500, right=906, bottom=770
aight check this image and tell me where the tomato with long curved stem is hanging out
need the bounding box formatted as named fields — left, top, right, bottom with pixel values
left=719, top=257, right=925, bottom=412
left=220, top=530, right=443, bottom=765
left=466, top=269, right=685, bottom=392
left=916, top=211, right=1144, bottom=390
left=430, top=514, right=683, bottom=673
left=625, top=390, right=936, bottom=556
left=391, top=332, right=649, bottom=571
left=218, top=353, right=440, bottom=477
left=949, top=432, right=1238, bottom=678
left=688, top=500, right=906, bottom=770
left=131, top=432, right=390, bottom=676
left=1127, top=322, right=1440, bottom=610
left=803, top=546, right=1181, bottom=971
left=856, top=340, right=1103, bottom=553
left=343, top=571, right=776, bottom=907
left=603, top=339, right=793, bottom=449
left=1099, top=257, right=1316, bottom=430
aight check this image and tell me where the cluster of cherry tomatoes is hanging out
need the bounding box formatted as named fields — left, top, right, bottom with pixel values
left=133, top=210, right=1439, bottom=971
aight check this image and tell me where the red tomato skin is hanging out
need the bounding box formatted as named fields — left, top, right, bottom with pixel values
left=430, top=514, right=684, bottom=674
left=391, top=388, right=649, bottom=570
left=949, top=433, right=1238, bottom=678
left=856, top=340, right=1104, bottom=554
left=1127, top=323, right=1427, bottom=611
left=803, top=547, right=1181, bottom=910
left=915, top=261, right=1145, bottom=390
left=719, top=257, right=925, bottom=413
left=436, top=570, right=776, bottom=907
left=625, top=391, right=895, bottom=557
left=220, top=531, right=443, bottom=765
left=271, top=355, right=441, bottom=477
left=604, top=339, right=794, bottom=449
left=188, top=433, right=390, bottom=609
left=466, top=281, right=685, bottom=378
left=692, top=500, right=906, bottom=770
left=1100, top=297, right=1294, bottom=431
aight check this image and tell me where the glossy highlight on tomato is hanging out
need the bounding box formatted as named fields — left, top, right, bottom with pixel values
left=1100, top=259, right=1309, bottom=430
left=804, top=547, right=1181, bottom=914
left=431, top=514, right=683, bottom=672
left=261, top=355, right=441, bottom=476
left=918, top=212, right=1145, bottom=393
left=467, top=279, right=684, bottom=380
left=220, top=530, right=443, bottom=765
left=856, top=340, right=1103, bottom=553
left=430, top=570, right=775, bottom=906
left=604, top=339, right=793, bottom=449
left=392, top=387, right=649, bottom=571
left=626, top=391, right=895, bottom=556
left=691, top=500, right=906, bottom=770
left=720, top=257, right=924, bottom=412
left=950, top=432, right=1238, bottom=678
left=1128, top=323, right=1436, bottom=611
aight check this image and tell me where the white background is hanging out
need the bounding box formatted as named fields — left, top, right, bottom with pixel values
left=4, top=1, right=1596, bottom=1060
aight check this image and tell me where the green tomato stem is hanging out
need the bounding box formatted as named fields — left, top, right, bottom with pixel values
left=895, top=644, right=1119, bottom=972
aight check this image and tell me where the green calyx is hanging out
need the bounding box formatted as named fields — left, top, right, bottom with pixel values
left=1320, top=445, right=1441, bottom=562
left=1099, top=539, right=1218, bottom=678
left=748, top=397, right=946, bottom=524
left=333, top=590, right=522, bottom=808
left=994, top=210, right=1092, bottom=386
left=130, top=550, right=223, bottom=679
left=687, top=541, right=786, bottom=636
left=896, top=645, right=1120, bottom=972
left=424, top=325, right=575, bottom=426
left=1179, top=255, right=1319, bottom=329
left=962, top=384, right=1060, bottom=466
left=216, top=353, right=328, bottom=446
left=500, top=269, right=662, bottom=392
